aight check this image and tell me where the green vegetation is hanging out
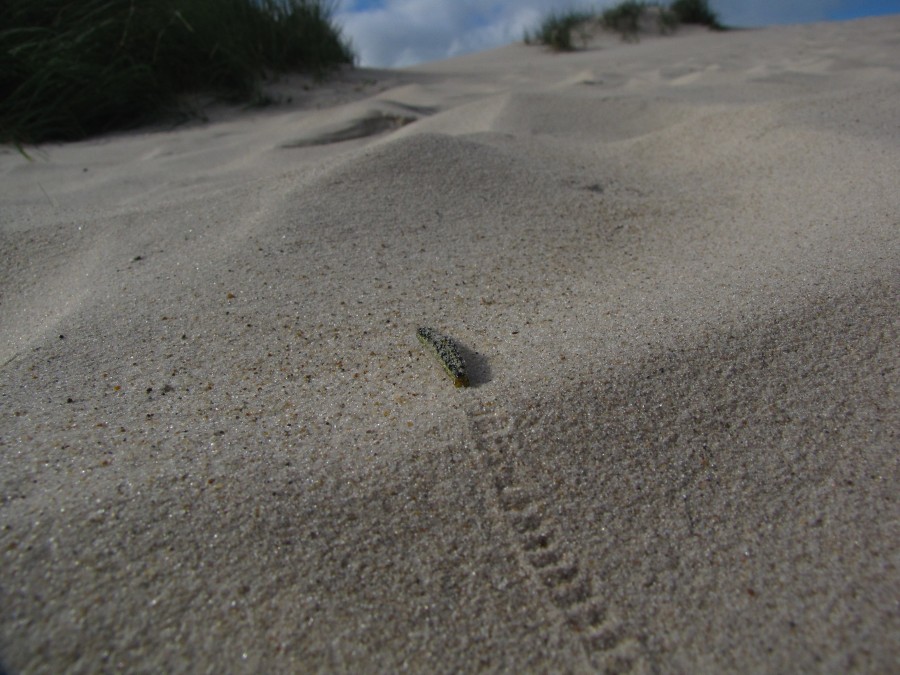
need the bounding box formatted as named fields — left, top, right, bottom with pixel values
left=524, top=10, right=594, bottom=52
left=670, top=0, right=723, bottom=29
left=601, top=1, right=649, bottom=38
left=602, top=2, right=682, bottom=39
left=527, top=0, right=722, bottom=50
left=0, top=0, right=355, bottom=145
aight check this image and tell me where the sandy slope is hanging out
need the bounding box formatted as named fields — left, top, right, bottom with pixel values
left=1, top=16, right=898, bottom=673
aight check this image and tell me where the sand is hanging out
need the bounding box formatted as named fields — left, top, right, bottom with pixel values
left=1, top=15, right=898, bottom=673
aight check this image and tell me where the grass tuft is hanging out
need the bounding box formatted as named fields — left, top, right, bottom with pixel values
left=601, top=1, right=647, bottom=38
left=524, top=10, right=594, bottom=52
left=527, top=1, right=723, bottom=48
left=669, top=0, right=723, bottom=29
left=0, top=0, right=355, bottom=145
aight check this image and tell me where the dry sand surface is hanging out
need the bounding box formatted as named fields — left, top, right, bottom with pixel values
left=1, top=15, right=898, bottom=673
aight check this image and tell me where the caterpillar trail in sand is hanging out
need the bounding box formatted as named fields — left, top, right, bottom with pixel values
left=416, top=327, right=470, bottom=388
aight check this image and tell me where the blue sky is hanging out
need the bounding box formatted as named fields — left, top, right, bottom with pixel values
left=333, top=0, right=900, bottom=67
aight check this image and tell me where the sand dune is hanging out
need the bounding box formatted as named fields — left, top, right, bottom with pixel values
left=1, top=16, right=898, bottom=673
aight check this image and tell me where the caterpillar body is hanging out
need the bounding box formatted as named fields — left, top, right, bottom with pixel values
left=416, top=327, right=469, bottom=388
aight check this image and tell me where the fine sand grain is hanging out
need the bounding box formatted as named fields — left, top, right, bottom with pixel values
left=1, top=15, right=898, bottom=673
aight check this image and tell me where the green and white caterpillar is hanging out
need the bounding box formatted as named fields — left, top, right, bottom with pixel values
left=417, top=327, right=469, bottom=388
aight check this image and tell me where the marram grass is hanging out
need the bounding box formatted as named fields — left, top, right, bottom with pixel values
left=0, top=0, right=355, bottom=145
left=526, top=0, right=723, bottom=50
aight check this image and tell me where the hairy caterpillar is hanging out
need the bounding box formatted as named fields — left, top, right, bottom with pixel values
left=416, top=327, right=469, bottom=388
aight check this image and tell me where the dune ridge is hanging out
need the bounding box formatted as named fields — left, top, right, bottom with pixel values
left=1, top=15, right=898, bottom=672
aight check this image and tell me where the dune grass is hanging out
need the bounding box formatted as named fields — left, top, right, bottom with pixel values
left=528, top=0, right=722, bottom=50
left=0, top=0, right=355, bottom=145
left=670, top=0, right=723, bottom=29
left=524, top=10, right=595, bottom=52
left=602, top=1, right=651, bottom=38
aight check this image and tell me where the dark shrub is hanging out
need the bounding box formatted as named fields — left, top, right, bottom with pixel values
left=670, top=0, right=722, bottom=29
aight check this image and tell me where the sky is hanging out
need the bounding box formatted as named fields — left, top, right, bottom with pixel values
left=332, top=0, right=900, bottom=68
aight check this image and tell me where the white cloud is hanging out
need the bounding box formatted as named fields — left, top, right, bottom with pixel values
left=335, top=0, right=598, bottom=68
left=333, top=1, right=873, bottom=68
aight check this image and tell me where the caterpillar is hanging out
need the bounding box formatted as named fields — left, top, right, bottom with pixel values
left=416, top=327, right=470, bottom=388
